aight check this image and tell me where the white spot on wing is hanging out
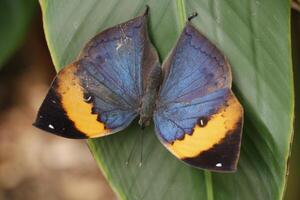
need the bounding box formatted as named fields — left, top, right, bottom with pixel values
left=48, top=124, right=55, bottom=129
left=85, top=96, right=92, bottom=102
left=216, top=163, right=222, bottom=167
left=200, top=119, right=204, bottom=126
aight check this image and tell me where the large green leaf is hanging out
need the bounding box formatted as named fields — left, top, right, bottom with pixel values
left=0, top=0, right=36, bottom=68
left=285, top=10, right=300, bottom=200
left=40, top=0, right=294, bottom=199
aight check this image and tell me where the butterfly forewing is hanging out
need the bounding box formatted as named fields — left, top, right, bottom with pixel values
left=154, top=23, right=243, bottom=172
left=34, top=9, right=160, bottom=138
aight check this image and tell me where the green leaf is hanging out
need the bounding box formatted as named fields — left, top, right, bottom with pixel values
left=40, top=0, right=294, bottom=199
left=284, top=10, right=300, bottom=200
left=0, top=0, right=36, bottom=68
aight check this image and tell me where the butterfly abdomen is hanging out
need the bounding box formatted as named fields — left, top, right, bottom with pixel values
left=139, top=63, right=162, bottom=128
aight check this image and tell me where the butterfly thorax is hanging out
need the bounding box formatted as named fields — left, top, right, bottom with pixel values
left=139, top=64, right=162, bottom=129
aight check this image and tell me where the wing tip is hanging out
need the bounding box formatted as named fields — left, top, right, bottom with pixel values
left=182, top=118, right=243, bottom=172
left=181, top=158, right=239, bottom=173
left=181, top=156, right=239, bottom=173
left=33, top=112, right=88, bottom=139
left=33, top=79, right=88, bottom=139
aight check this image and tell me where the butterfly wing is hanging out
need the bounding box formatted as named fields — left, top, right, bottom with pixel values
left=34, top=9, right=159, bottom=139
left=154, top=23, right=243, bottom=172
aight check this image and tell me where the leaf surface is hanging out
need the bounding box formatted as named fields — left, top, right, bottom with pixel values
left=40, top=0, right=294, bottom=199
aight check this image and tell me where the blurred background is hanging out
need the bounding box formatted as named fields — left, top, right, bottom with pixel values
left=0, top=1, right=298, bottom=200
left=0, top=1, right=116, bottom=200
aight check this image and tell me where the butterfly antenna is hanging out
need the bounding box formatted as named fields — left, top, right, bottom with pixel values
left=144, top=5, right=149, bottom=16
left=139, top=128, right=144, bottom=167
left=188, top=12, right=198, bottom=21
left=126, top=134, right=139, bottom=166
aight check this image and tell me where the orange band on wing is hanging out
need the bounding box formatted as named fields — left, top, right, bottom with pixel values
left=57, top=64, right=110, bottom=138
left=167, top=93, right=243, bottom=159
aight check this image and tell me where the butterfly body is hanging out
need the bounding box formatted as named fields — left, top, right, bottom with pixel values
left=34, top=8, right=243, bottom=172
left=139, top=63, right=162, bottom=128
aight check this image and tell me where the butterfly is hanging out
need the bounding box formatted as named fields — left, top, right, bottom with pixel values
left=34, top=7, right=243, bottom=172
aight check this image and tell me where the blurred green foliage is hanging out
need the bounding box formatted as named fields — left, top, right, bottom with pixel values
left=0, top=0, right=36, bottom=68
left=285, top=10, right=300, bottom=200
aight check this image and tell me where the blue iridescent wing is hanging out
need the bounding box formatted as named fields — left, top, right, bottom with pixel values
left=34, top=9, right=160, bottom=139
left=154, top=23, right=243, bottom=172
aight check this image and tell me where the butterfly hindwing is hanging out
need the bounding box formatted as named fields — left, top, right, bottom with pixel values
left=34, top=9, right=159, bottom=138
left=154, top=23, right=243, bottom=172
